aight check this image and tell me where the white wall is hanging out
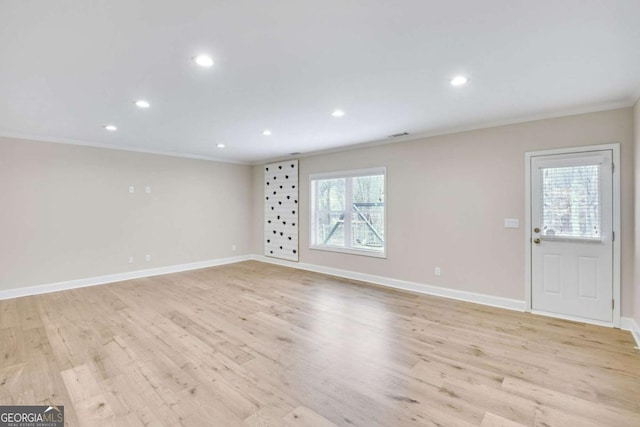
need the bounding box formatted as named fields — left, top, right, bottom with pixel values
left=0, top=137, right=253, bottom=291
left=253, top=107, right=635, bottom=316
left=634, top=99, right=640, bottom=326
left=2, top=107, right=635, bottom=319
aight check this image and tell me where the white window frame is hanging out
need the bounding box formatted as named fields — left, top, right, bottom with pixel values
left=309, top=167, right=387, bottom=258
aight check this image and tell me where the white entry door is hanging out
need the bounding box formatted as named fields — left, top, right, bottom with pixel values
left=530, top=150, right=613, bottom=323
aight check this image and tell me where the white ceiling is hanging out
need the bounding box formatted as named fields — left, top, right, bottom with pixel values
left=1, top=1, right=639, bottom=164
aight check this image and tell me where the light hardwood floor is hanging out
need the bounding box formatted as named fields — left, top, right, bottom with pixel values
left=1, top=261, right=639, bottom=426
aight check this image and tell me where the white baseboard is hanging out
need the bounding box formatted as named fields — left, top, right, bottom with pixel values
left=252, top=256, right=640, bottom=341
left=250, top=255, right=526, bottom=312
left=621, top=317, right=640, bottom=349
left=5, top=253, right=635, bottom=349
left=0, top=255, right=253, bottom=301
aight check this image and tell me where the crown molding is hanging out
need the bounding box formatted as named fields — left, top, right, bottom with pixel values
left=0, top=131, right=250, bottom=165
left=252, top=100, right=635, bottom=165
left=1, top=98, right=634, bottom=167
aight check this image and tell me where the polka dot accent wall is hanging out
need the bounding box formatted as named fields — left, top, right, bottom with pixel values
left=264, top=160, right=299, bottom=261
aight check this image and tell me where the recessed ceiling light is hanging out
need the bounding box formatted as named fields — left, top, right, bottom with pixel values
left=331, top=109, right=345, bottom=117
left=135, top=100, right=150, bottom=108
left=103, top=124, right=117, bottom=131
left=216, top=143, right=225, bottom=148
left=450, top=75, right=468, bottom=86
left=262, top=129, right=272, bottom=136
left=194, top=55, right=214, bottom=67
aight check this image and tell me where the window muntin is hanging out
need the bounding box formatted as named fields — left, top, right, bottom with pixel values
left=311, top=168, right=385, bottom=257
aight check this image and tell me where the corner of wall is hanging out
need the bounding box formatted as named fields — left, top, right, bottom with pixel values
left=634, top=98, right=640, bottom=332
left=250, top=163, right=265, bottom=254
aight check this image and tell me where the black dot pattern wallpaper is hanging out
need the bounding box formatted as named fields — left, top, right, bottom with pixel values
left=264, top=160, right=299, bottom=261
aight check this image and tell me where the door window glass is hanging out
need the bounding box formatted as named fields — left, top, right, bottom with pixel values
left=540, top=164, right=601, bottom=239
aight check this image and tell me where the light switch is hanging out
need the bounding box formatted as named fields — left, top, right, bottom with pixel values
left=145, top=186, right=151, bottom=194
left=129, top=186, right=135, bottom=193
left=504, top=218, right=520, bottom=228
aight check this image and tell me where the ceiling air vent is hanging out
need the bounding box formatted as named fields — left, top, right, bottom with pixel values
left=388, top=132, right=409, bottom=138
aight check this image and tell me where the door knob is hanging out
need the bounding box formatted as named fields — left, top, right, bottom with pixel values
left=533, top=238, right=541, bottom=244
left=533, top=227, right=540, bottom=233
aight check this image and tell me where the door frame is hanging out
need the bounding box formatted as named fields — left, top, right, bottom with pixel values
left=524, top=143, right=621, bottom=328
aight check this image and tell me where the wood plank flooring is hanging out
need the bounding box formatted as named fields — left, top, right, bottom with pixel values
left=1, top=260, right=639, bottom=426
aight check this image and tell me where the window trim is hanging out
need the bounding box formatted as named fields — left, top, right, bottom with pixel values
left=309, top=167, right=387, bottom=258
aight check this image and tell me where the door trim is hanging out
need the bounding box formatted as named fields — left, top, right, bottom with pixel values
left=524, top=143, right=621, bottom=328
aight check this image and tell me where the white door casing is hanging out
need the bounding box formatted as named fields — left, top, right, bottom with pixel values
left=525, top=144, right=620, bottom=327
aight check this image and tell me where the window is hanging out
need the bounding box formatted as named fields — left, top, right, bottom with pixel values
left=540, top=164, right=601, bottom=239
left=310, top=168, right=386, bottom=257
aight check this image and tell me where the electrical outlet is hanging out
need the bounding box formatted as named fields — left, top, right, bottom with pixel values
left=128, top=256, right=134, bottom=264
left=129, top=186, right=135, bottom=193
left=145, top=254, right=151, bottom=262
left=231, top=244, right=237, bottom=251
left=435, top=267, right=441, bottom=276
left=145, top=186, right=151, bottom=194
